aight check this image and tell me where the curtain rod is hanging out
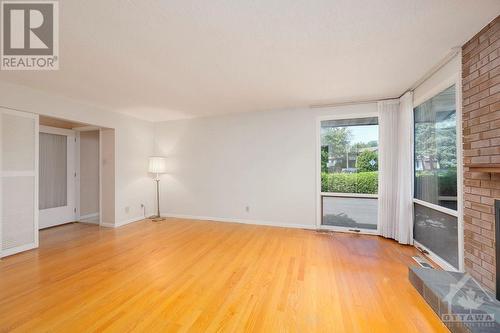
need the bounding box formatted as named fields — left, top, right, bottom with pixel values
left=310, top=47, right=461, bottom=109
left=309, top=96, right=398, bottom=109
left=400, top=46, right=461, bottom=97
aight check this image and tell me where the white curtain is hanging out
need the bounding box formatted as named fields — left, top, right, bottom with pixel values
left=377, top=91, right=414, bottom=244
left=378, top=100, right=400, bottom=240
left=396, top=91, right=414, bottom=244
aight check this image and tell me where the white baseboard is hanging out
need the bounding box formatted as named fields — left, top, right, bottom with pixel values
left=100, top=216, right=147, bottom=228
left=79, top=212, right=99, bottom=220
left=162, top=213, right=316, bottom=230
left=0, top=242, right=37, bottom=258
left=78, top=212, right=99, bottom=224
left=79, top=220, right=99, bottom=225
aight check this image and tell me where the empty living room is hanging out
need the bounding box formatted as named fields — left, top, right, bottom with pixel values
left=1, top=1, right=500, bottom=332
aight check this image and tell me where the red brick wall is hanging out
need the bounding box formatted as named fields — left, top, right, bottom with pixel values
left=462, top=15, right=500, bottom=291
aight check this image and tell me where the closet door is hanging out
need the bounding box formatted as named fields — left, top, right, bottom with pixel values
left=0, top=109, right=38, bottom=258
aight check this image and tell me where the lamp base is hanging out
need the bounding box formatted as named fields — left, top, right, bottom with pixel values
left=149, top=215, right=166, bottom=222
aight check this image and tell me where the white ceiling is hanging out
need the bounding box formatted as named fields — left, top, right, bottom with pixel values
left=0, top=0, right=499, bottom=122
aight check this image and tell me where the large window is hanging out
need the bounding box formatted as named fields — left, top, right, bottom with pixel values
left=413, top=85, right=459, bottom=269
left=414, top=85, right=457, bottom=211
left=320, top=117, right=379, bottom=231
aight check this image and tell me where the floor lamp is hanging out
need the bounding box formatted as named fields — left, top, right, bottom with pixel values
left=148, top=156, right=167, bottom=222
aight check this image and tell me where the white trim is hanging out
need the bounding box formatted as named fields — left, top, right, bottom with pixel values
left=315, top=117, right=322, bottom=229
left=315, top=113, right=380, bottom=233
left=413, top=199, right=459, bottom=217
left=0, top=110, right=2, bottom=257
left=79, top=212, right=99, bottom=220
left=98, top=129, right=103, bottom=226
left=0, top=242, right=37, bottom=258
left=413, top=75, right=460, bottom=108
left=321, top=192, right=378, bottom=199
left=75, top=132, right=80, bottom=221
left=318, top=224, right=378, bottom=235
left=78, top=212, right=99, bottom=224
left=164, top=213, right=316, bottom=230
left=414, top=240, right=459, bottom=272
left=73, top=126, right=100, bottom=132
left=34, top=114, right=39, bottom=247
left=117, top=216, right=146, bottom=227
left=39, top=125, right=76, bottom=137
left=78, top=220, right=99, bottom=225
left=311, top=98, right=395, bottom=109
left=100, top=216, right=146, bottom=228
left=316, top=111, right=379, bottom=122
left=38, top=125, right=77, bottom=229
left=455, top=59, right=464, bottom=273
left=412, top=61, right=464, bottom=272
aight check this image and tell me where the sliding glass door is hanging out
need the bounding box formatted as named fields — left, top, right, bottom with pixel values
left=413, top=85, right=459, bottom=269
left=319, top=117, right=379, bottom=233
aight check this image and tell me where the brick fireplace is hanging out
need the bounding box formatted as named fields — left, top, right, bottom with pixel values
left=462, top=15, right=500, bottom=293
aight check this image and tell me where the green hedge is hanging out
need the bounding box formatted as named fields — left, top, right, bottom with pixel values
left=321, top=171, right=378, bottom=194
left=415, top=169, right=457, bottom=196
left=321, top=169, right=457, bottom=196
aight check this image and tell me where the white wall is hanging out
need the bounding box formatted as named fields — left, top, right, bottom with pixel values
left=79, top=131, right=99, bottom=218
left=154, top=103, right=377, bottom=228
left=0, top=81, right=155, bottom=226
left=414, top=54, right=461, bottom=105
left=101, top=129, right=116, bottom=225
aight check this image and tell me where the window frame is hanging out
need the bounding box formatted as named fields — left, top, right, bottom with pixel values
left=412, top=75, right=464, bottom=273
left=316, top=112, right=380, bottom=234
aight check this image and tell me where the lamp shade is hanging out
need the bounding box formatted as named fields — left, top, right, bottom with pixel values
left=148, top=156, right=167, bottom=174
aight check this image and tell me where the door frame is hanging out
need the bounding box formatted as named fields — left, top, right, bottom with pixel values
left=74, top=127, right=101, bottom=225
left=315, top=111, right=380, bottom=234
left=38, top=125, right=78, bottom=229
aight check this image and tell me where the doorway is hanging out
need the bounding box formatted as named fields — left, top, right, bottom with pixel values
left=38, top=116, right=101, bottom=229
left=0, top=113, right=114, bottom=258
left=39, top=126, right=77, bottom=228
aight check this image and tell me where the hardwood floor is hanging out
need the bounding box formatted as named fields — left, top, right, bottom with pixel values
left=0, top=219, right=448, bottom=332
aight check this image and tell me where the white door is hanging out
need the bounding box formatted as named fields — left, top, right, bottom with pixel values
left=39, top=126, right=77, bottom=229
left=0, top=108, right=38, bottom=258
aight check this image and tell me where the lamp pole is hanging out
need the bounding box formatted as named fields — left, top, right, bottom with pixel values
left=155, top=173, right=161, bottom=218
left=148, top=156, right=167, bottom=222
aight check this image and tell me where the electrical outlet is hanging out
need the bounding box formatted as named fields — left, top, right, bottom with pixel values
left=245, top=206, right=250, bottom=213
